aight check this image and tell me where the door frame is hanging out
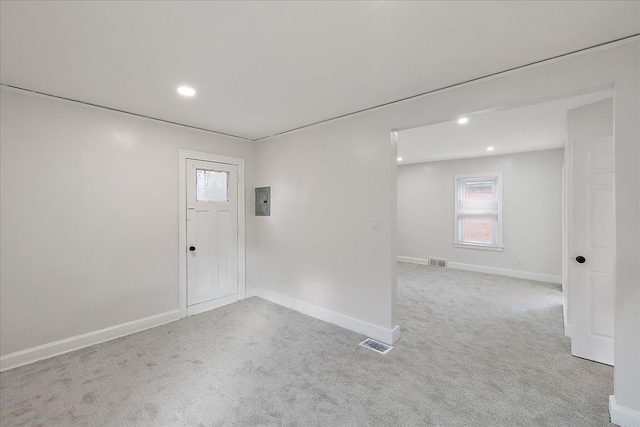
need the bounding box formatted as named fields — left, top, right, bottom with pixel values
left=562, top=137, right=573, bottom=338
left=178, top=149, right=246, bottom=319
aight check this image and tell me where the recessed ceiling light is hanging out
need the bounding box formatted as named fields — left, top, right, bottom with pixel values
left=487, top=146, right=494, bottom=151
left=457, top=117, right=469, bottom=124
left=397, top=157, right=403, bottom=162
left=177, top=86, right=196, bottom=97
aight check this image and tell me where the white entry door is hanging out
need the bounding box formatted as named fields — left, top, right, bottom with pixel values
left=186, top=159, right=239, bottom=310
left=571, top=137, right=614, bottom=365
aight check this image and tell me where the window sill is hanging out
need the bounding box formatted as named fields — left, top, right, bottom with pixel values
left=453, top=243, right=504, bottom=252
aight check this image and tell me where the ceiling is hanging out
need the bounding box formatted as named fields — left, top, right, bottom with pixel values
left=1, top=2, right=638, bottom=141
left=397, top=90, right=613, bottom=165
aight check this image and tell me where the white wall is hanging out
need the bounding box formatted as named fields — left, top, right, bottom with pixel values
left=398, top=149, right=564, bottom=280
left=564, top=98, right=614, bottom=334
left=252, top=116, right=399, bottom=342
left=253, top=42, right=639, bottom=417
left=0, top=89, right=255, bottom=356
left=567, top=98, right=614, bottom=141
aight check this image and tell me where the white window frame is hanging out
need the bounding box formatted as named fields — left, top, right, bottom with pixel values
left=454, top=172, right=504, bottom=251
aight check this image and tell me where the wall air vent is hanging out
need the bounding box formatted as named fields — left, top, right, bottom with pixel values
left=359, top=338, right=393, bottom=355
left=429, top=258, right=447, bottom=267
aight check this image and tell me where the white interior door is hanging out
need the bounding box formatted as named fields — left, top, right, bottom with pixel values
left=186, top=159, right=239, bottom=309
left=570, top=137, right=614, bottom=365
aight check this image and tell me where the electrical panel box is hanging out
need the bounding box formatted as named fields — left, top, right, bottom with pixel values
left=255, top=187, right=270, bottom=216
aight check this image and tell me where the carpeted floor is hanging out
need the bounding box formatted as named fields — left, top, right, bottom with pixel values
left=0, top=263, right=613, bottom=426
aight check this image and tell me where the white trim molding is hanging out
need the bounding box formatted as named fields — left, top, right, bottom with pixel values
left=453, top=243, right=504, bottom=252
left=564, top=323, right=572, bottom=339
left=447, top=262, right=562, bottom=284
left=0, top=310, right=180, bottom=372
left=397, top=256, right=561, bottom=285
left=390, top=325, right=401, bottom=343
left=397, top=256, right=430, bottom=265
left=562, top=296, right=572, bottom=338
left=248, top=288, right=400, bottom=345
left=178, top=150, right=246, bottom=319
left=610, top=395, right=640, bottom=427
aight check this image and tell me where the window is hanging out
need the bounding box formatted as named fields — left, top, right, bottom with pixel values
left=454, top=172, right=503, bottom=250
left=196, top=169, right=229, bottom=201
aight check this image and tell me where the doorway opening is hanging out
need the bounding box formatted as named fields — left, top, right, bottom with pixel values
left=393, top=87, right=615, bottom=365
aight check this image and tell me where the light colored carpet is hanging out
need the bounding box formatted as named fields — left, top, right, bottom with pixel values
left=0, top=263, right=613, bottom=426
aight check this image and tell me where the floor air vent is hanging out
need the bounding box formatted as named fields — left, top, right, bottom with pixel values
left=429, top=258, right=447, bottom=267
left=359, top=338, right=393, bottom=355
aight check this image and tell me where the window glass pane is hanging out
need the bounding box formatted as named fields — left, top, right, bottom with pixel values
left=196, top=169, right=229, bottom=201
left=464, top=180, right=495, bottom=201
left=455, top=173, right=501, bottom=248
left=461, top=218, right=495, bottom=244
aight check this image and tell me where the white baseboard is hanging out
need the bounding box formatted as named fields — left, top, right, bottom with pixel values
left=564, top=323, right=572, bottom=338
left=249, top=288, right=400, bottom=345
left=397, top=256, right=430, bottom=265
left=186, top=294, right=239, bottom=316
left=390, top=325, right=401, bottom=343
left=448, top=262, right=562, bottom=284
left=0, top=310, right=181, bottom=372
left=610, top=395, right=640, bottom=427
left=398, top=256, right=562, bottom=284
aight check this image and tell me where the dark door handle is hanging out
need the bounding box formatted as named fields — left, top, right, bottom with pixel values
left=575, top=256, right=586, bottom=264
left=189, top=246, right=196, bottom=251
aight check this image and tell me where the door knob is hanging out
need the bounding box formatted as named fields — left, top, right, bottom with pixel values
left=575, top=255, right=586, bottom=264
left=189, top=246, right=196, bottom=251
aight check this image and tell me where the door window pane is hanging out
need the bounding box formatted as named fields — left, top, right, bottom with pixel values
left=197, top=169, right=229, bottom=201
